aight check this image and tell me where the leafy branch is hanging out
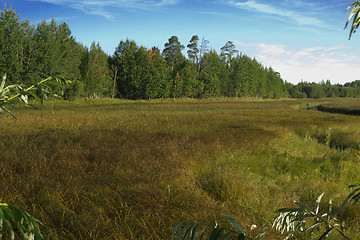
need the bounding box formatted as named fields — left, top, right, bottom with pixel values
left=273, top=193, right=350, bottom=240
left=345, top=0, right=360, bottom=39
left=0, top=74, right=70, bottom=118
left=171, top=214, right=266, bottom=240
left=0, top=203, right=44, bottom=240
left=173, top=185, right=360, bottom=240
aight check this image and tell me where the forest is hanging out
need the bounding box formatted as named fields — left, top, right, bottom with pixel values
left=1, top=5, right=360, bottom=100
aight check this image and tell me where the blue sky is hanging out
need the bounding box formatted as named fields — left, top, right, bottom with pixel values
left=3, top=0, right=360, bottom=84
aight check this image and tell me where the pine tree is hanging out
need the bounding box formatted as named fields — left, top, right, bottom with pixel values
left=187, top=35, right=199, bottom=63
left=163, top=36, right=184, bottom=72
left=220, top=41, right=238, bottom=66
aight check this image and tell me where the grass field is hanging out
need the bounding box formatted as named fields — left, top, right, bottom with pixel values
left=1, top=98, right=360, bottom=239
left=318, top=99, right=360, bottom=116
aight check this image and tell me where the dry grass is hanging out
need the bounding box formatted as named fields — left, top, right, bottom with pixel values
left=1, top=98, right=360, bottom=239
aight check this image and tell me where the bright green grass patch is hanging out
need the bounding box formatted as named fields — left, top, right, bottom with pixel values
left=1, top=98, right=360, bottom=239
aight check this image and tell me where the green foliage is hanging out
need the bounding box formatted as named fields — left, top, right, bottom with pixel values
left=345, top=0, right=360, bottom=39
left=273, top=193, right=349, bottom=240
left=172, top=215, right=266, bottom=240
left=81, top=42, right=112, bottom=98
left=220, top=41, right=238, bottom=66
left=187, top=35, right=200, bottom=63
left=163, top=35, right=185, bottom=73
left=173, top=184, right=360, bottom=240
left=0, top=74, right=69, bottom=239
left=0, top=74, right=70, bottom=118
left=0, top=203, right=44, bottom=240
left=3, top=5, right=360, bottom=101
left=111, top=39, right=171, bottom=99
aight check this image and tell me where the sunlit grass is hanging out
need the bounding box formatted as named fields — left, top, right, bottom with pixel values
left=1, top=98, right=360, bottom=239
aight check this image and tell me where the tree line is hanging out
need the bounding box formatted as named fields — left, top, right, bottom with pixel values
left=1, top=5, right=360, bottom=100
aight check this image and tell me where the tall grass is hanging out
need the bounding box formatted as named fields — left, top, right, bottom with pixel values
left=1, top=98, right=360, bottom=239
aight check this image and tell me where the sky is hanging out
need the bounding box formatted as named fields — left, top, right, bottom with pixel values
left=3, top=0, right=360, bottom=84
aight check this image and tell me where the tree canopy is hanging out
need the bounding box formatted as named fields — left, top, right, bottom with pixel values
left=0, top=5, right=360, bottom=101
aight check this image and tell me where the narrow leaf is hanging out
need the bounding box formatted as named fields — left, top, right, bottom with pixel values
left=315, top=193, right=325, bottom=214
left=259, top=227, right=267, bottom=240
left=190, top=223, right=203, bottom=240
left=318, top=227, right=333, bottom=240
left=0, top=74, right=6, bottom=92
left=294, top=201, right=312, bottom=213
left=340, top=187, right=360, bottom=228
left=222, top=215, right=245, bottom=234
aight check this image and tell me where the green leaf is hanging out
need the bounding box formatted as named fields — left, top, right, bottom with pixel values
left=259, top=227, right=267, bottom=240
left=1, top=106, right=17, bottom=119
left=314, top=193, right=324, bottom=215
left=327, top=199, right=333, bottom=222
left=318, top=227, right=333, bottom=240
left=209, top=227, right=221, bottom=240
left=345, top=1, right=360, bottom=39
left=273, top=208, right=304, bottom=213
left=0, top=74, right=6, bottom=93
left=171, top=222, right=185, bottom=240
left=248, top=224, right=256, bottom=237
left=340, top=186, right=360, bottom=229
left=294, top=201, right=312, bottom=213
left=190, top=223, right=203, bottom=240
left=237, top=233, right=245, bottom=240
left=219, top=231, right=236, bottom=240
left=183, top=222, right=197, bottom=239
left=222, top=215, right=245, bottom=234
left=28, top=91, right=43, bottom=103
left=210, top=227, right=226, bottom=240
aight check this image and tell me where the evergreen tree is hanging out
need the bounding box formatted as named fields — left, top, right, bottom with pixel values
left=266, top=67, right=286, bottom=98
left=220, top=41, right=238, bottom=66
left=187, top=35, right=199, bottom=63
left=148, top=47, right=170, bottom=98
left=163, top=36, right=184, bottom=72
left=200, top=50, right=221, bottom=97
left=113, top=39, right=140, bottom=99
left=33, top=19, right=81, bottom=82
left=82, top=42, right=112, bottom=97
left=21, top=19, right=37, bottom=86
left=179, top=61, right=202, bottom=97
left=0, top=5, right=26, bottom=83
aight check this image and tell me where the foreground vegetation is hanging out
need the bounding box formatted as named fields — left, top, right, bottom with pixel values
left=1, top=98, right=360, bottom=239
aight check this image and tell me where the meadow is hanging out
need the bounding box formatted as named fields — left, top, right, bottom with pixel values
left=1, top=98, right=360, bottom=239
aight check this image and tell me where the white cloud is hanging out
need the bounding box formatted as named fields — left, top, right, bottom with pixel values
left=233, top=40, right=360, bottom=84
left=32, top=0, right=179, bottom=19
left=225, top=0, right=330, bottom=29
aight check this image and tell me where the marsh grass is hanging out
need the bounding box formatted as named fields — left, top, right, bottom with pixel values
left=1, top=98, right=360, bottom=239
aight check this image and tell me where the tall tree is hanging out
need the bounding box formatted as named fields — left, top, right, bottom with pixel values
left=198, top=37, right=209, bottom=73
left=148, top=47, right=170, bottom=98
left=0, top=5, right=26, bottom=83
left=82, top=41, right=112, bottom=97
left=113, top=39, right=140, bottom=99
left=200, top=50, right=221, bottom=97
left=163, top=35, right=184, bottom=72
left=220, top=41, right=238, bottom=66
left=33, top=19, right=81, bottom=82
left=187, top=35, right=199, bottom=63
